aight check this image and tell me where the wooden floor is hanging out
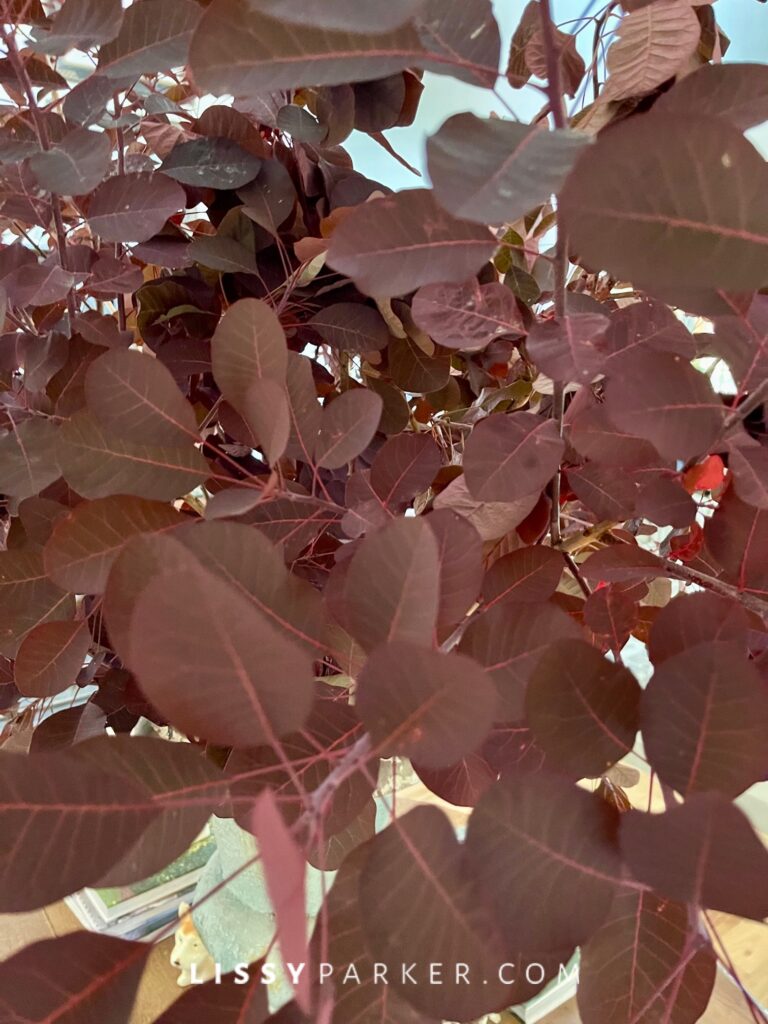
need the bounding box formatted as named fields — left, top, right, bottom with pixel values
left=1, top=769, right=766, bottom=1022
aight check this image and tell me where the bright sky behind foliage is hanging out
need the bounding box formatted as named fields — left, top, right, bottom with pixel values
left=347, top=0, right=768, bottom=187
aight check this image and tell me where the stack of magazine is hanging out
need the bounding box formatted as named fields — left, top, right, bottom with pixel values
left=65, top=829, right=214, bottom=943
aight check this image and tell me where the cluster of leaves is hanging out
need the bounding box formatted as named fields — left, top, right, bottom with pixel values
left=0, top=0, right=767, bottom=1021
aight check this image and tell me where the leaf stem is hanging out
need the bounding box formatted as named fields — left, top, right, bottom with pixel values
left=0, top=22, right=76, bottom=325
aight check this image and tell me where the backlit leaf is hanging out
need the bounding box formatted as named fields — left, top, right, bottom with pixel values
left=0, top=934, right=149, bottom=1023
left=729, top=444, right=768, bottom=509
left=526, top=638, right=641, bottom=777
left=326, top=188, right=495, bottom=298
left=359, top=807, right=511, bottom=1020
left=330, top=516, right=440, bottom=652
left=603, top=0, right=701, bottom=102
left=428, top=115, right=590, bottom=225
left=0, top=746, right=160, bottom=910
left=85, top=348, right=199, bottom=445
left=211, top=298, right=288, bottom=410
left=527, top=312, right=609, bottom=382
left=483, top=546, right=565, bottom=607
left=560, top=113, right=768, bottom=291
left=417, top=0, right=500, bottom=88
left=656, top=61, right=768, bottom=130
left=249, top=0, right=420, bottom=31
left=460, top=601, right=582, bottom=720
left=578, top=890, right=717, bottom=1024
left=370, top=433, right=442, bottom=507
left=604, top=353, right=725, bottom=461
left=0, top=418, right=61, bottom=500
left=56, top=410, right=208, bottom=501
left=647, top=591, right=749, bottom=664
left=31, top=0, right=123, bottom=54
left=309, top=302, right=392, bottom=352
left=0, top=548, right=72, bottom=659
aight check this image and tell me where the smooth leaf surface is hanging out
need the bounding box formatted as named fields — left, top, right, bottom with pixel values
left=357, top=641, right=497, bottom=766
left=578, top=890, right=717, bottom=1024
left=526, top=639, right=641, bottom=778
left=98, top=0, right=201, bottom=77
left=560, top=113, right=768, bottom=291
left=621, top=795, right=768, bottom=920
left=428, top=115, right=590, bottom=225
left=603, top=0, right=701, bottom=101
left=160, top=137, right=261, bottom=189
left=190, top=0, right=424, bottom=96
left=0, top=933, right=149, bottom=1024
left=314, top=388, right=382, bottom=469
left=28, top=128, right=112, bottom=195
left=44, top=495, right=186, bottom=594
left=128, top=536, right=315, bottom=747
left=14, top=620, right=91, bottom=698
left=56, top=410, right=208, bottom=501
left=87, top=172, right=185, bottom=243
left=463, top=412, right=565, bottom=503
left=327, top=188, right=495, bottom=298
left=641, top=641, right=768, bottom=797
left=411, top=279, right=523, bottom=351
left=465, top=771, right=623, bottom=951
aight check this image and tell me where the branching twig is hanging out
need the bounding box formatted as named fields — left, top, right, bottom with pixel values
left=0, top=22, right=76, bottom=325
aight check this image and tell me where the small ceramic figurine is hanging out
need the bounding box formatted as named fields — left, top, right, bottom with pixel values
left=169, top=902, right=216, bottom=987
